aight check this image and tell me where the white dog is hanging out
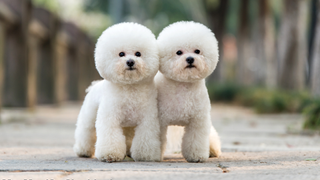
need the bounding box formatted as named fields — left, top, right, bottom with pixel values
left=73, top=22, right=161, bottom=162
left=155, top=21, right=221, bottom=162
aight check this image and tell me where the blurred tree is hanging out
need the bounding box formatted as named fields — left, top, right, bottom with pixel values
left=0, top=21, right=3, bottom=113
left=236, top=0, right=253, bottom=85
left=226, top=0, right=240, bottom=35
left=257, top=0, right=276, bottom=88
left=205, top=0, right=229, bottom=82
left=308, top=0, right=318, bottom=85
left=83, top=0, right=207, bottom=36
left=311, top=0, right=320, bottom=97
left=278, top=0, right=307, bottom=90
left=109, top=0, right=124, bottom=23
left=32, top=0, right=59, bottom=13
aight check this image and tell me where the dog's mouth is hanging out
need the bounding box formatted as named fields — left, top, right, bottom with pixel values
left=185, top=65, right=196, bottom=69
left=127, top=67, right=136, bottom=71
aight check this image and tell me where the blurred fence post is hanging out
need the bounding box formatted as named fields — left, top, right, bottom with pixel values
left=60, top=23, right=97, bottom=102
left=30, top=7, right=59, bottom=105
left=27, top=29, right=37, bottom=109
left=77, top=32, right=89, bottom=100
left=77, top=33, right=98, bottom=100
left=0, top=0, right=18, bottom=110
left=1, top=0, right=32, bottom=107
left=0, top=0, right=96, bottom=108
left=63, top=23, right=80, bottom=101
left=54, top=28, right=68, bottom=105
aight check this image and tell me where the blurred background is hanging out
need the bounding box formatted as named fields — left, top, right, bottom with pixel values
left=0, top=0, right=319, bottom=129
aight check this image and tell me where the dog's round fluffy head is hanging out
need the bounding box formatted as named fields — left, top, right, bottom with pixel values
left=94, top=22, right=159, bottom=84
left=157, top=21, right=219, bottom=82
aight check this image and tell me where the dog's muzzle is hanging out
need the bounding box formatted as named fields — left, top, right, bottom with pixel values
left=126, top=59, right=136, bottom=70
left=186, top=56, right=195, bottom=68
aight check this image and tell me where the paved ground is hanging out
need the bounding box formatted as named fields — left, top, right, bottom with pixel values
left=0, top=103, right=320, bottom=180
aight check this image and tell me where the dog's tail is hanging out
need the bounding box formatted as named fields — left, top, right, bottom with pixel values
left=85, top=80, right=103, bottom=93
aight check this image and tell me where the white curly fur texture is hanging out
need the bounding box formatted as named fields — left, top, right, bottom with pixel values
left=155, top=21, right=222, bottom=162
left=74, top=22, right=161, bottom=162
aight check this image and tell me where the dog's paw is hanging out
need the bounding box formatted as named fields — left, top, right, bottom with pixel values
left=74, top=143, right=94, bottom=158
left=131, top=151, right=161, bottom=162
left=184, top=154, right=208, bottom=163
left=130, top=139, right=161, bottom=162
left=182, top=150, right=209, bottom=163
left=131, top=143, right=161, bottom=162
left=96, top=153, right=125, bottom=163
left=209, top=148, right=221, bottom=158
left=95, top=147, right=125, bottom=163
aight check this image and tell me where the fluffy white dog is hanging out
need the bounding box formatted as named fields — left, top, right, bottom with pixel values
left=155, top=21, right=222, bottom=162
left=73, top=22, right=161, bottom=162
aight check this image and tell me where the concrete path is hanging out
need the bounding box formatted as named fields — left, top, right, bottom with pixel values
left=0, top=103, right=320, bottom=180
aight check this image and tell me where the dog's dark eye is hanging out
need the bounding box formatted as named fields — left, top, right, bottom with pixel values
left=176, top=50, right=183, bottom=55
left=135, top=52, right=141, bottom=57
left=119, top=52, right=125, bottom=57
left=195, top=49, right=200, bottom=54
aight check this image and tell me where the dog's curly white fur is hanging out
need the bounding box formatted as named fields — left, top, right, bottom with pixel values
left=155, top=21, right=222, bottom=162
left=74, top=22, right=161, bottom=162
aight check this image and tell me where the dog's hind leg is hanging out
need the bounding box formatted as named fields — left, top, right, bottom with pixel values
left=209, top=126, right=221, bottom=157
left=74, top=91, right=98, bottom=158
left=123, top=127, right=135, bottom=157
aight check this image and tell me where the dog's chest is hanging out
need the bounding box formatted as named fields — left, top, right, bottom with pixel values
left=119, top=90, right=149, bottom=127
left=159, top=85, right=202, bottom=125
left=121, top=103, right=141, bottom=127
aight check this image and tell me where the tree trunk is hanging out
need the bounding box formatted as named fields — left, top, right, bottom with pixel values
left=257, top=0, right=276, bottom=88
left=311, top=0, right=320, bottom=97
left=278, top=0, right=307, bottom=90
left=236, top=0, right=253, bottom=85
left=308, top=0, right=318, bottom=86
left=0, top=22, right=4, bottom=116
left=206, top=0, right=229, bottom=83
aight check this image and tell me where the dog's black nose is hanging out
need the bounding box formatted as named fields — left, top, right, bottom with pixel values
left=126, top=59, right=135, bottom=67
left=186, top=57, right=194, bottom=64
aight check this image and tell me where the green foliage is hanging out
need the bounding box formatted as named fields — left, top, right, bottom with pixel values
left=207, top=82, right=320, bottom=130
left=207, top=82, right=243, bottom=102
left=32, top=0, right=59, bottom=13
left=250, top=90, right=291, bottom=113
left=82, top=0, right=208, bottom=37
left=303, top=100, right=320, bottom=130
left=226, top=0, right=240, bottom=35
left=207, top=82, right=313, bottom=114
left=83, top=0, right=110, bottom=14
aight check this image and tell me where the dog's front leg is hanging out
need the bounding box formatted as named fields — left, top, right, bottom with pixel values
left=130, top=106, right=161, bottom=162
left=95, top=102, right=126, bottom=162
left=182, top=115, right=210, bottom=163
